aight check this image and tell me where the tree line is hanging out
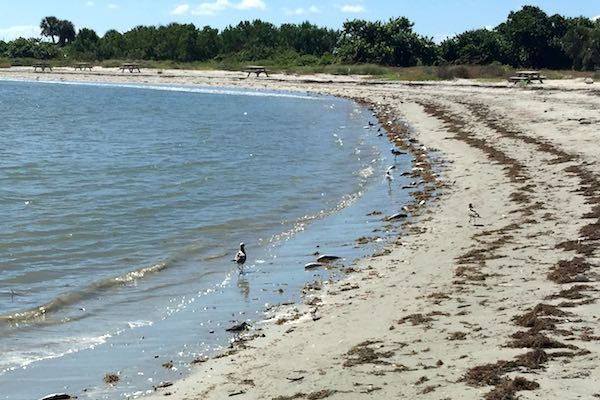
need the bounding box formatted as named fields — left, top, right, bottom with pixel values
left=0, top=6, right=598, bottom=70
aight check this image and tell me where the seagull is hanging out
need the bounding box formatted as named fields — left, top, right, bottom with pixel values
left=468, top=203, right=481, bottom=224
left=233, top=242, right=246, bottom=272
left=390, top=148, right=406, bottom=162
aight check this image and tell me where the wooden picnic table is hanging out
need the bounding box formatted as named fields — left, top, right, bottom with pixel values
left=244, top=65, right=269, bottom=77
left=509, top=70, right=546, bottom=84
left=74, top=62, right=93, bottom=71
left=119, top=63, right=141, bottom=73
left=33, top=63, right=52, bottom=72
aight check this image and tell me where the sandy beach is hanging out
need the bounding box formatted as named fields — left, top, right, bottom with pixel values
left=3, top=67, right=599, bottom=399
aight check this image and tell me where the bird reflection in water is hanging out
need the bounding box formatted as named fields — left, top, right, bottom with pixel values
left=237, top=275, right=250, bottom=300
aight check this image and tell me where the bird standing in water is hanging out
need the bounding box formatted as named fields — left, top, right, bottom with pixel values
left=234, top=242, right=246, bottom=273
left=390, top=148, right=405, bottom=163
left=468, top=203, right=481, bottom=224
left=385, top=165, right=395, bottom=187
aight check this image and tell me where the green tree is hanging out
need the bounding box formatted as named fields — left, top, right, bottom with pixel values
left=6, top=37, right=59, bottom=59
left=7, top=37, right=37, bottom=57
left=337, top=17, right=437, bottom=66
left=57, top=19, right=76, bottom=46
left=279, top=22, right=338, bottom=56
left=441, top=29, right=509, bottom=64
left=562, top=22, right=600, bottom=70
left=71, top=28, right=100, bottom=58
left=154, top=23, right=200, bottom=61
left=40, top=16, right=60, bottom=43
left=337, top=19, right=391, bottom=64
left=97, top=29, right=125, bottom=59
left=220, top=20, right=278, bottom=60
left=196, top=26, right=220, bottom=61
left=495, top=6, right=568, bottom=68
left=0, top=40, right=7, bottom=57
left=123, top=25, right=157, bottom=59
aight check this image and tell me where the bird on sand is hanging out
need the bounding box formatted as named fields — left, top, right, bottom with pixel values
left=225, top=321, right=251, bottom=339
left=468, top=203, right=481, bottom=224
left=233, top=242, right=246, bottom=272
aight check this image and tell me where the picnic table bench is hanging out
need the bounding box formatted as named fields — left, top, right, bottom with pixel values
left=509, top=70, right=546, bottom=84
left=244, top=65, right=269, bottom=77
left=74, top=62, right=93, bottom=71
left=119, top=63, right=141, bottom=73
left=33, top=63, right=52, bottom=72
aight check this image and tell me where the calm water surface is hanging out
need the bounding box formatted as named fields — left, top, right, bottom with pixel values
left=0, top=79, right=412, bottom=399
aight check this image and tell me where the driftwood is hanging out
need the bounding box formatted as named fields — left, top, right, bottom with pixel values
left=316, top=255, right=341, bottom=263
left=39, top=394, right=73, bottom=400
left=305, top=262, right=326, bottom=270
left=385, top=212, right=408, bottom=221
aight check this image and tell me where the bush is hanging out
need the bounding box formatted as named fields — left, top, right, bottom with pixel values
left=437, top=65, right=471, bottom=79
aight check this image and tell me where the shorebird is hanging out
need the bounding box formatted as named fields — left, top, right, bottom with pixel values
left=390, top=148, right=406, bottom=162
left=385, top=165, right=395, bottom=187
left=225, top=321, right=251, bottom=339
left=468, top=203, right=481, bottom=224
left=233, top=242, right=246, bottom=272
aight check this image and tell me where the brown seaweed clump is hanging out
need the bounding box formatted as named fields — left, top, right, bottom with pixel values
left=513, top=349, right=548, bottom=369
left=103, top=373, right=120, bottom=385
left=463, top=361, right=514, bottom=387
left=343, top=340, right=395, bottom=367
left=547, top=257, right=593, bottom=284
left=545, top=285, right=594, bottom=300
left=512, top=303, right=572, bottom=333
left=484, top=377, right=540, bottom=400
left=272, top=390, right=337, bottom=400
left=396, top=313, right=433, bottom=326
left=508, top=331, right=578, bottom=350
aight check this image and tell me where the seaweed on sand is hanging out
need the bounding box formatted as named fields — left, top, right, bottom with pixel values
left=343, top=340, right=395, bottom=367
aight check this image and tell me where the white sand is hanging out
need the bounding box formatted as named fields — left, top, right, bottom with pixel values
left=3, top=66, right=598, bottom=399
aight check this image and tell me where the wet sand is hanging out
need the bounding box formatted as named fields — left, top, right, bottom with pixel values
left=3, top=67, right=599, bottom=399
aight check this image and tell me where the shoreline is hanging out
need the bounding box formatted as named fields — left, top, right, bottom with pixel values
left=2, top=67, right=598, bottom=399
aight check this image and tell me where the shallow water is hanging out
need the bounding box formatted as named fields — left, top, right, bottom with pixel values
left=0, top=79, right=412, bottom=399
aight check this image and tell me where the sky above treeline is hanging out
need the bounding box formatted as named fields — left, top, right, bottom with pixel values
left=1, top=0, right=598, bottom=42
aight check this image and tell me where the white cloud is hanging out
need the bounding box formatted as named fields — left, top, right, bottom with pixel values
left=85, top=1, right=94, bottom=6
left=284, top=7, right=305, bottom=15
left=0, top=25, right=40, bottom=41
left=178, top=0, right=266, bottom=16
left=191, top=0, right=231, bottom=16
left=235, top=0, right=266, bottom=10
left=171, top=4, right=191, bottom=15
left=107, top=3, right=119, bottom=9
left=340, top=4, right=365, bottom=13
left=592, top=15, right=600, bottom=21
left=284, top=5, right=320, bottom=15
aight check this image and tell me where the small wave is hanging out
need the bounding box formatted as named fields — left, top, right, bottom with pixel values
left=0, top=333, right=111, bottom=375
left=127, top=320, right=153, bottom=329
left=264, top=191, right=363, bottom=246
left=357, top=165, right=375, bottom=179
left=1, top=77, right=322, bottom=100
left=0, top=262, right=169, bottom=324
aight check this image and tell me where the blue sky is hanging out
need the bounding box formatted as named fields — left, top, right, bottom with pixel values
left=1, top=0, right=598, bottom=42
